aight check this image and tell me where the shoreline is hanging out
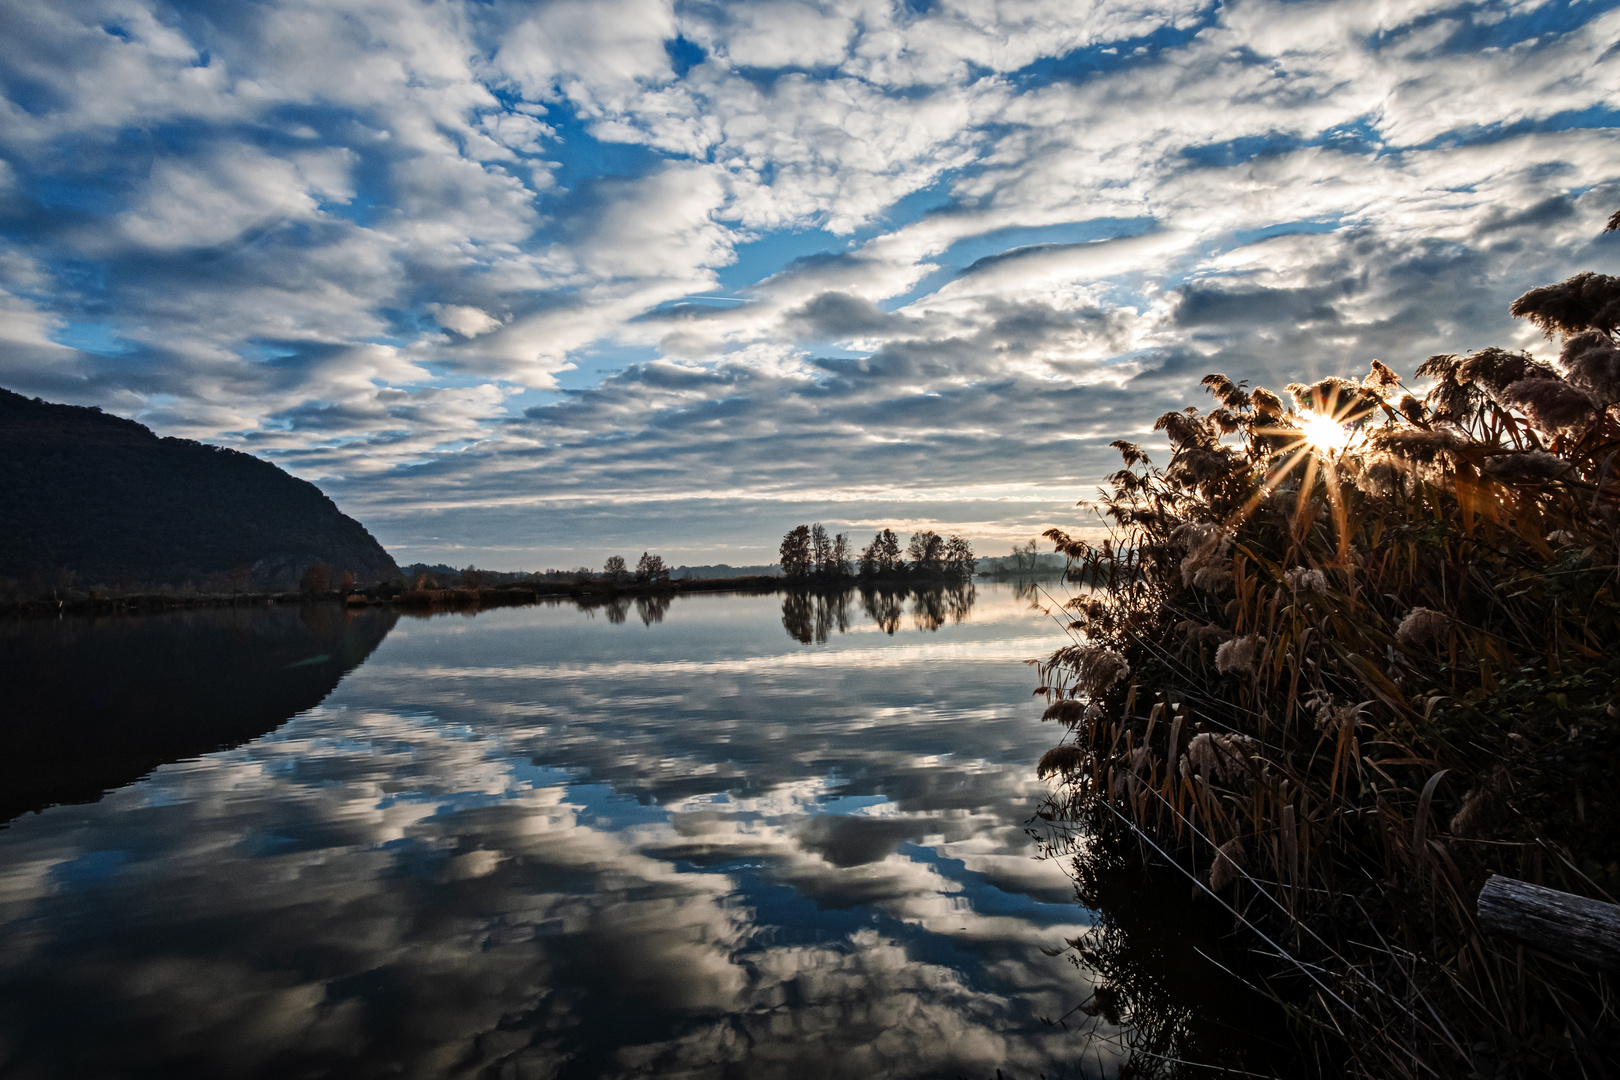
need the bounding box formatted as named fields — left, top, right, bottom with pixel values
left=0, top=572, right=998, bottom=619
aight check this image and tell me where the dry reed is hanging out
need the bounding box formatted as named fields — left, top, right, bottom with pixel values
left=1034, top=222, right=1620, bottom=1078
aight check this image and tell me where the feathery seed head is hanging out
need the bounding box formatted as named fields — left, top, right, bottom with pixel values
left=1499, top=377, right=1598, bottom=434
left=1285, top=567, right=1329, bottom=593
left=1364, top=359, right=1402, bottom=390
left=1215, top=634, right=1262, bottom=675
left=1396, top=607, right=1448, bottom=645
left=1250, top=387, right=1286, bottom=419
left=1559, top=329, right=1620, bottom=405
left=1484, top=450, right=1572, bottom=481
left=1510, top=271, right=1620, bottom=337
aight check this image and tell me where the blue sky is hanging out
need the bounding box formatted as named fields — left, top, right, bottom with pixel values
left=2, top=0, right=1618, bottom=568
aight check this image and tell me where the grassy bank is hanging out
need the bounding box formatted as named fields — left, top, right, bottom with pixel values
left=1034, top=227, right=1620, bottom=1076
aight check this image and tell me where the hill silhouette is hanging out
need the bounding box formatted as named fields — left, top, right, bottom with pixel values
left=0, top=387, right=399, bottom=591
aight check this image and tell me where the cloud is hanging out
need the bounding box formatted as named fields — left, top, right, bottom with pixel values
left=713, top=2, right=857, bottom=70
left=938, top=231, right=1192, bottom=298
left=495, top=0, right=680, bottom=105
left=2, top=0, right=1618, bottom=563
left=428, top=303, right=503, bottom=338
left=119, top=146, right=334, bottom=250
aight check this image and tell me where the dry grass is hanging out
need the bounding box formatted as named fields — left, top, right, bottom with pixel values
left=1034, top=243, right=1620, bottom=1077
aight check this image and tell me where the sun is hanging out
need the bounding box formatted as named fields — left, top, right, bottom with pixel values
left=1298, top=410, right=1354, bottom=453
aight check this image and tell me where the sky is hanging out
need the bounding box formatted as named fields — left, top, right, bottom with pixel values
left=2, top=0, right=1619, bottom=570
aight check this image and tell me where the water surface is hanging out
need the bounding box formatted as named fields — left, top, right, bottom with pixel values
left=0, top=584, right=1139, bottom=1079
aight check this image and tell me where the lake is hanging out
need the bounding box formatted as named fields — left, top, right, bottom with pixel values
left=0, top=583, right=1281, bottom=1079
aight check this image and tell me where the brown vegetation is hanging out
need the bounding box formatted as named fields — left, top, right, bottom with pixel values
left=1035, top=220, right=1620, bottom=1076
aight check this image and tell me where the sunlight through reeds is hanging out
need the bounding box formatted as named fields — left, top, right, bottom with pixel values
left=1032, top=219, right=1620, bottom=1079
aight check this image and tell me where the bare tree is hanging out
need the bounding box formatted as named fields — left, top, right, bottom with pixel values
left=810, top=523, right=833, bottom=576
left=944, top=534, right=975, bottom=578
left=859, top=536, right=879, bottom=577
left=635, top=552, right=668, bottom=584
left=604, top=554, right=627, bottom=583
left=831, top=532, right=853, bottom=579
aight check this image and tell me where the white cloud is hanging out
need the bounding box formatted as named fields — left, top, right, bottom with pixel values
left=931, top=230, right=1193, bottom=300
left=428, top=303, right=502, bottom=338
left=716, top=2, right=857, bottom=69
left=2, top=0, right=1619, bottom=560
left=120, top=146, right=328, bottom=249
left=494, top=0, right=679, bottom=105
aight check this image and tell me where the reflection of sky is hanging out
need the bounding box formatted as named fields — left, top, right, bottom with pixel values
left=0, top=584, right=1115, bottom=1079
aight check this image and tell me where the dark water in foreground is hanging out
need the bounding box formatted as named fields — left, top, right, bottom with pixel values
left=0, top=585, right=1280, bottom=1079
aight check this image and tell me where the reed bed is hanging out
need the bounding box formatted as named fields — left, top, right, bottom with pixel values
left=1034, top=229, right=1620, bottom=1077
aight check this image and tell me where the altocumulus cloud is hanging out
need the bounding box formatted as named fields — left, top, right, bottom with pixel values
left=1, top=0, right=1617, bottom=565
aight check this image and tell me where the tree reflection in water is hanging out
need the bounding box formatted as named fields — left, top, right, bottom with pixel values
left=780, top=589, right=851, bottom=643
left=582, top=594, right=671, bottom=626
left=860, top=587, right=903, bottom=635
left=635, top=593, right=672, bottom=626
left=782, top=583, right=975, bottom=643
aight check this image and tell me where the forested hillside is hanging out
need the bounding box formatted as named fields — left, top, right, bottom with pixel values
left=0, top=388, right=398, bottom=592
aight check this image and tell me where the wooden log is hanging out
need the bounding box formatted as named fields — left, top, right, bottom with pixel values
left=1476, top=874, right=1620, bottom=970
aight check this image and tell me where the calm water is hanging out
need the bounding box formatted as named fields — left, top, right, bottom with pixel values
left=2, top=584, right=1159, bottom=1079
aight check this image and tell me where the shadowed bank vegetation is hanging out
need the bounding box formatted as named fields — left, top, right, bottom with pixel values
left=1033, top=216, right=1620, bottom=1077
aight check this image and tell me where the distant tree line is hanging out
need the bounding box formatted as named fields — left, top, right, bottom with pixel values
left=778, top=524, right=975, bottom=581
left=400, top=553, right=675, bottom=592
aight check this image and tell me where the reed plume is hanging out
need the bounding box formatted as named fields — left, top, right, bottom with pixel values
left=1033, top=220, right=1620, bottom=1078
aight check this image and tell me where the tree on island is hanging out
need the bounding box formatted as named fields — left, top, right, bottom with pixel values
left=912, top=531, right=975, bottom=579
left=852, top=527, right=973, bottom=579
left=603, top=554, right=627, bottom=584
left=781, top=523, right=973, bottom=581
left=830, top=531, right=853, bottom=578
left=634, top=552, right=668, bottom=584
left=1011, top=538, right=1038, bottom=572
left=781, top=523, right=858, bottom=580
left=779, top=525, right=813, bottom=578
left=944, top=534, right=976, bottom=578
left=859, top=528, right=903, bottom=576
left=810, top=524, right=833, bottom=576
left=906, top=530, right=944, bottom=573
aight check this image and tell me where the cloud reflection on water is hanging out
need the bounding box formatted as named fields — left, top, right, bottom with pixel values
left=0, top=585, right=1114, bottom=1079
